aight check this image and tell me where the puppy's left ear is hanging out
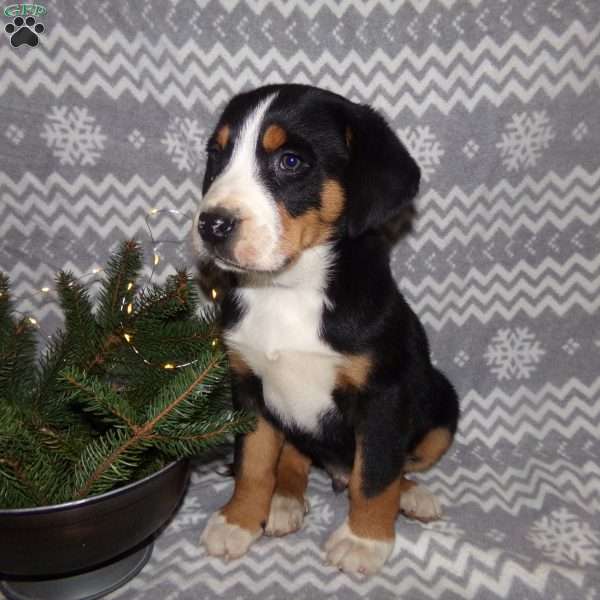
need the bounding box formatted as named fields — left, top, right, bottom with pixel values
left=343, top=104, right=420, bottom=238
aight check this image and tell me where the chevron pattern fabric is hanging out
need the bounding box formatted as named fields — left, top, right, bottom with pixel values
left=1, top=1, right=599, bottom=598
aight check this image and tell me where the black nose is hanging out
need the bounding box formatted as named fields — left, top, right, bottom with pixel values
left=197, top=211, right=238, bottom=244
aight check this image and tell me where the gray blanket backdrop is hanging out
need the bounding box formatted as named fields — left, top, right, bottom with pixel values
left=1, top=1, right=599, bottom=598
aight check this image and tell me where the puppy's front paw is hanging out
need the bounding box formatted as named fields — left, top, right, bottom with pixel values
left=200, top=512, right=261, bottom=559
left=400, top=484, right=442, bottom=522
left=265, top=493, right=307, bottom=537
left=324, top=521, right=393, bottom=575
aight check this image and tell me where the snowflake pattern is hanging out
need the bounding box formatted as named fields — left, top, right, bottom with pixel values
left=484, top=327, right=546, bottom=380
left=5, top=123, right=24, bottom=145
left=161, top=116, right=205, bottom=172
left=496, top=111, right=555, bottom=172
left=397, top=125, right=444, bottom=181
left=527, top=507, right=600, bottom=566
left=40, top=106, right=107, bottom=166
left=572, top=121, right=589, bottom=142
left=304, top=493, right=335, bottom=535
left=167, top=495, right=209, bottom=533
left=128, top=129, right=146, bottom=149
left=462, top=139, right=479, bottom=159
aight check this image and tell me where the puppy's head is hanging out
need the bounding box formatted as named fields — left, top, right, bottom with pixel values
left=192, top=84, right=420, bottom=273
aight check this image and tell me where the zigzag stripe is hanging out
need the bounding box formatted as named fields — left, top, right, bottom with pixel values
left=1, top=24, right=598, bottom=114
left=158, top=0, right=481, bottom=18
left=3, top=42, right=597, bottom=89
left=116, top=531, right=583, bottom=597
left=109, top=536, right=582, bottom=599
left=401, top=255, right=600, bottom=326
left=411, top=200, right=600, bottom=250
left=0, top=172, right=202, bottom=197
left=5, top=22, right=596, bottom=67
left=461, top=379, right=600, bottom=446
left=409, top=169, right=600, bottom=249
left=422, top=459, right=600, bottom=516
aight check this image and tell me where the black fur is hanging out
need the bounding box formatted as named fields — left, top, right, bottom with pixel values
left=200, top=84, right=459, bottom=500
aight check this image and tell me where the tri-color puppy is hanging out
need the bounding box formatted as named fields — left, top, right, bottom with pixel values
left=192, top=84, right=459, bottom=575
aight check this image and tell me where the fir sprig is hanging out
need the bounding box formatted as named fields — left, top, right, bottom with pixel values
left=0, top=241, right=255, bottom=509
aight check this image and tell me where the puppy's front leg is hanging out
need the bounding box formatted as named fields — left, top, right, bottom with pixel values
left=325, top=437, right=401, bottom=575
left=201, top=416, right=284, bottom=559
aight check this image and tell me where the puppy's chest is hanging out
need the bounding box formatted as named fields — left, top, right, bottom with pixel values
left=225, top=286, right=342, bottom=433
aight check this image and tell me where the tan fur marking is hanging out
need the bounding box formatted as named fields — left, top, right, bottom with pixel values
left=278, top=179, right=345, bottom=260
left=216, top=124, right=230, bottom=150
left=262, top=124, right=287, bottom=152
left=228, top=350, right=251, bottom=376
left=320, top=179, right=345, bottom=224
left=398, top=476, right=417, bottom=494
left=347, top=441, right=401, bottom=540
left=345, top=127, right=353, bottom=148
left=221, top=417, right=284, bottom=532
left=336, top=353, right=372, bottom=390
left=275, top=442, right=311, bottom=501
left=405, top=427, right=453, bottom=473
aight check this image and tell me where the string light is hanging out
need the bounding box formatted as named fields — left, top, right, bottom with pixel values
left=5, top=206, right=222, bottom=370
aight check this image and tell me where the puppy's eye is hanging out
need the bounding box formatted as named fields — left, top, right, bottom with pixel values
left=279, top=153, right=304, bottom=172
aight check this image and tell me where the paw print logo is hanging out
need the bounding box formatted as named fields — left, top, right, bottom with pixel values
left=5, top=16, right=44, bottom=47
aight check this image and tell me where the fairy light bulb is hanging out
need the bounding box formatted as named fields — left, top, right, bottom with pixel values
left=127, top=282, right=133, bottom=291
left=127, top=303, right=133, bottom=315
left=163, top=362, right=175, bottom=370
left=211, top=288, right=218, bottom=301
left=154, top=254, right=160, bottom=266
left=123, top=333, right=133, bottom=343
left=28, top=317, right=37, bottom=325
left=41, top=287, right=50, bottom=293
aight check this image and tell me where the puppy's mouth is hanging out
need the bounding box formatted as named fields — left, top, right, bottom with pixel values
left=213, top=254, right=248, bottom=273
left=211, top=251, right=292, bottom=275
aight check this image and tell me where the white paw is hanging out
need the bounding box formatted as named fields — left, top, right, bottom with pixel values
left=200, top=512, right=261, bottom=559
left=324, top=521, right=394, bottom=575
left=265, top=493, right=307, bottom=537
left=400, top=484, right=442, bottom=522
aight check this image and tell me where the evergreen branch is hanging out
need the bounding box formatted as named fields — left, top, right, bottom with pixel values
left=59, top=367, right=139, bottom=431
left=73, top=355, right=222, bottom=499
left=95, top=240, right=143, bottom=331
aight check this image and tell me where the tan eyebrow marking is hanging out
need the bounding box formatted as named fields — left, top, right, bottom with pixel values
left=262, top=124, right=287, bottom=152
left=216, top=124, right=230, bottom=149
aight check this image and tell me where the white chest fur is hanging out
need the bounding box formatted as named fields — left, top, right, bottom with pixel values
left=225, top=246, right=342, bottom=433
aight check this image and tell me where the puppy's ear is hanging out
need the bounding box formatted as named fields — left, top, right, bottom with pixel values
left=343, top=105, right=420, bottom=238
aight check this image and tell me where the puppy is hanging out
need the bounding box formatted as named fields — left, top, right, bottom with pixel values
left=192, top=84, right=459, bottom=575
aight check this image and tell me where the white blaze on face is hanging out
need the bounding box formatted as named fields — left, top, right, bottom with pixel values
left=195, top=92, right=285, bottom=272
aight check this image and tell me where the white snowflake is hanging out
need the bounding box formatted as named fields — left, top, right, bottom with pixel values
left=5, top=123, right=24, bottom=145
left=484, top=327, right=545, bottom=380
left=128, top=129, right=146, bottom=149
left=527, top=507, right=600, bottom=566
left=422, top=519, right=465, bottom=538
left=572, top=121, right=589, bottom=142
left=40, top=106, right=107, bottom=166
left=496, top=111, right=555, bottom=172
left=397, top=125, right=444, bottom=181
left=167, top=495, right=209, bottom=533
left=304, top=493, right=335, bottom=535
left=161, top=116, right=205, bottom=172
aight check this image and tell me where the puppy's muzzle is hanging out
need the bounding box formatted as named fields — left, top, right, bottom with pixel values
left=197, top=210, right=238, bottom=246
